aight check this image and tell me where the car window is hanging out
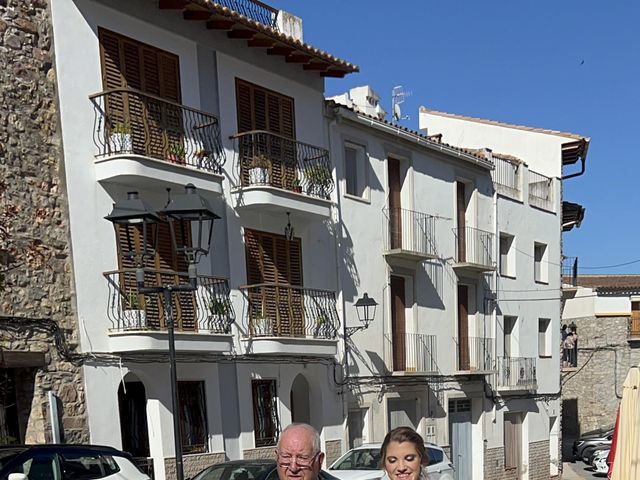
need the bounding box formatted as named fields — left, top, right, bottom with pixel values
left=330, top=449, right=380, bottom=470
left=0, top=449, right=24, bottom=470
left=59, top=451, right=120, bottom=479
left=193, top=464, right=274, bottom=480
left=425, top=447, right=443, bottom=466
left=10, top=453, right=62, bottom=480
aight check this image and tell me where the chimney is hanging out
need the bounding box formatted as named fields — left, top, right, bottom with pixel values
left=277, top=10, right=303, bottom=42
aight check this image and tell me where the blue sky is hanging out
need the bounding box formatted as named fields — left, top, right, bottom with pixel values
left=272, top=0, right=640, bottom=274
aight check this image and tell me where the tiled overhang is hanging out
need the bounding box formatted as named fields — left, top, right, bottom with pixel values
left=157, top=0, right=359, bottom=77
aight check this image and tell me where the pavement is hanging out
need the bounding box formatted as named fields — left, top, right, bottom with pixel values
left=562, top=461, right=607, bottom=479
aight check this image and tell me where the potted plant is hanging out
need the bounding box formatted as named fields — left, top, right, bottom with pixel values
left=247, top=154, right=271, bottom=185
left=313, top=313, right=330, bottom=338
left=123, top=290, right=146, bottom=329
left=304, top=164, right=332, bottom=198
left=207, top=297, right=231, bottom=332
left=253, top=311, right=273, bottom=336
left=195, top=149, right=213, bottom=169
left=108, top=122, right=132, bottom=153
left=291, top=177, right=302, bottom=194
left=167, top=142, right=186, bottom=164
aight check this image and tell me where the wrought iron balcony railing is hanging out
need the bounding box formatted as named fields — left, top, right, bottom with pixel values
left=496, top=356, right=537, bottom=389
left=104, top=268, right=233, bottom=333
left=240, top=283, right=339, bottom=339
left=528, top=170, right=554, bottom=211
left=562, top=256, right=578, bottom=286
left=453, top=226, right=495, bottom=268
left=492, top=156, right=521, bottom=199
left=384, top=332, right=438, bottom=374
left=383, top=208, right=437, bottom=258
left=231, top=130, right=334, bottom=200
left=455, top=336, right=494, bottom=372
left=90, top=88, right=225, bottom=173
left=215, top=0, right=279, bottom=29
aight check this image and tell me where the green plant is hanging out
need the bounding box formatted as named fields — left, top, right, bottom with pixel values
left=111, top=122, right=131, bottom=135
left=247, top=153, right=271, bottom=170
left=195, top=149, right=212, bottom=159
left=304, top=164, right=332, bottom=187
left=209, top=297, right=229, bottom=316
left=168, top=142, right=186, bottom=160
left=125, top=291, right=141, bottom=309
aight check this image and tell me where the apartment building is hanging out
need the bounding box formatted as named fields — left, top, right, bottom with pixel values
left=417, top=108, right=588, bottom=479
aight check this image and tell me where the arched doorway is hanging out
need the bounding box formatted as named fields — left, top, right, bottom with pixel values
left=290, top=374, right=310, bottom=425
left=117, top=373, right=150, bottom=458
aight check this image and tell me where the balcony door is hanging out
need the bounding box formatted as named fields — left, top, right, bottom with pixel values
left=99, top=28, right=182, bottom=160
left=388, top=158, right=402, bottom=250
left=236, top=79, right=297, bottom=190
left=390, top=275, right=406, bottom=371
left=456, top=182, right=466, bottom=262
left=245, top=229, right=304, bottom=336
left=457, top=284, right=470, bottom=370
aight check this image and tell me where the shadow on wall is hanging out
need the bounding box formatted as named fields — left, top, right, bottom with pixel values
left=561, top=398, right=579, bottom=461
left=419, top=260, right=445, bottom=310
left=330, top=217, right=360, bottom=306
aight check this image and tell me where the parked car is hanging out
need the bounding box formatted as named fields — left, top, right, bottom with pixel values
left=572, top=427, right=614, bottom=460
left=327, top=443, right=454, bottom=480
left=0, top=444, right=149, bottom=480
left=583, top=444, right=611, bottom=465
left=190, top=460, right=276, bottom=480
left=592, top=448, right=610, bottom=475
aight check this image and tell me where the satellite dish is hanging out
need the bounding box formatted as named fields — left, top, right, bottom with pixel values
left=393, top=103, right=402, bottom=122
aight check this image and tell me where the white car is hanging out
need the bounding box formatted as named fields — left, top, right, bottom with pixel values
left=592, top=448, right=610, bottom=475
left=0, top=445, right=150, bottom=480
left=327, top=443, right=454, bottom=480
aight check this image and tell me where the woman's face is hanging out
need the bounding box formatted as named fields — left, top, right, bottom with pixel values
left=383, top=441, right=423, bottom=480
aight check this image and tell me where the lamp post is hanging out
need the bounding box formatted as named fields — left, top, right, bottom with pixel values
left=105, top=184, right=219, bottom=480
left=346, top=293, right=378, bottom=338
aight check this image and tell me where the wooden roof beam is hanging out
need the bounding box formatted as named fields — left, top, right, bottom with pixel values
left=183, top=10, right=212, bottom=21
left=206, top=19, right=236, bottom=30
left=228, top=29, right=256, bottom=39
left=159, top=0, right=189, bottom=9
left=286, top=54, right=313, bottom=64
left=268, top=46, right=295, bottom=56
left=247, top=37, right=276, bottom=48
left=321, top=70, right=347, bottom=78
left=303, top=63, right=331, bottom=71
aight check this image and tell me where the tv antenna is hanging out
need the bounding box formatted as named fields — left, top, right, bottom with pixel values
left=392, top=85, right=412, bottom=122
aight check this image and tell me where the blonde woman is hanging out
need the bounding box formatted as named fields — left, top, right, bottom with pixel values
left=380, top=427, right=428, bottom=480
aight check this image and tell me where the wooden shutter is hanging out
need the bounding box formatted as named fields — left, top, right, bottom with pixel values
left=457, top=285, right=470, bottom=370
left=98, top=28, right=182, bottom=159
left=244, top=229, right=304, bottom=336
left=388, top=158, right=402, bottom=250
left=456, top=182, right=466, bottom=261
left=390, top=275, right=406, bottom=371
left=235, top=79, right=297, bottom=190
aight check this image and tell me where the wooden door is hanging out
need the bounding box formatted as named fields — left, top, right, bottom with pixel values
left=457, top=284, right=470, bottom=370
left=456, top=182, right=466, bottom=261
left=388, top=158, right=402, bottom=249
left=236, top=79, right=297, bottom=190
left=245, top=230, right=304, bottom=336
left=99, top=28, right=182, bottom=160
left=390, top=275, right=406, bottom=371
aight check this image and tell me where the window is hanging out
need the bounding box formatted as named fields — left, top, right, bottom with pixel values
left=504, top=413, right=523, bottom=470
left=534, top=242, right=548, bottom=283
left=58, top=452, right=121, bottom=480
left=387, top=398, right=417, bottom=430
left=538, top=318, right=551, bottom=357
left=252, top=379, right=280, bottom=447
left=10, top=454, right=62, bottom=479
left=347, top=408, right=368, bottom=448
left=499, top=233, right=515, bottom=277
left=503, top=316, right=517, bottom=357
left=178, top=381, right=208, bottom=453
left=344, top=143, right=367, bottom=199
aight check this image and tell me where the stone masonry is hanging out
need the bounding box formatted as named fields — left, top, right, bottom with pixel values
left=165, top=452, right=226, bottom=480
left=0, top=0, right=88, bottom=443
left=561, top=315, right=640, bottom=435
left=484, top=440, right=551, bottom=480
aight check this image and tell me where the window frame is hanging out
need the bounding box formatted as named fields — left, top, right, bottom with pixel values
left=252, top=379, right=280, bottom=447
left=534, top=242, right=548, bottom=283
left=538, top=318, right=552, bottom=358
left=177, top=381, right=209, bottom=454
left=342, top=141, right=369, bottom=201
left=499, top=232, right=516, bottom=278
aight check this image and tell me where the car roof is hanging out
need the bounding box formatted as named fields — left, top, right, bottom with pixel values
left=0, top=445, right=123, bottom=455
left=212, top=460, right=275, bottom=466
left=347, top=443, right=443, bottom=451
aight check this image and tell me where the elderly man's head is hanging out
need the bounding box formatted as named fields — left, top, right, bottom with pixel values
left=275, top=423, right=324, bottom=480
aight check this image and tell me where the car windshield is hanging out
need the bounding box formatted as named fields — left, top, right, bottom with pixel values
left=192, top=463, right=274, bottom=480
left=330, top=449, right=381, bottom=471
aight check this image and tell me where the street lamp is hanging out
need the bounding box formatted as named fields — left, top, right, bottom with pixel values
left=105, top=184, right=219, bottom=480
left=346, top=293, right=378, bottom=338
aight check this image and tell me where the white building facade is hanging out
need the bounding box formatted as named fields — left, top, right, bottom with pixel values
left=48, top=0, right=356, bottom=478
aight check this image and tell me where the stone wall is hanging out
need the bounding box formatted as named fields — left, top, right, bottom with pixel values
left=561, top=315, right=639, bottom=435
left=243, top=446, right=277, bottom=460
left=324, top=439, right=342, bottom=467
left=0, top=0, right=88, bottom=443
left=164, top=452, right=226, bottom=480
left=483, top=441, right=550, bottom=480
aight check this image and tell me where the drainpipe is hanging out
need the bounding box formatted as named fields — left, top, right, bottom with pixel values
left=486, top=147, right=499, bottom=395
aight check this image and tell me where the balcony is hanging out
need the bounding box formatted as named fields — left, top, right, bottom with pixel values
left=454, top=336, right=495, bottom=374
left=495, top=356, right=537, bottom=392
left=383, top=333, right=438, bottom=374
left=104, top=268, right=233, bottom=353
left=629, top=313, right=640, bottom=342
left=230, top=131, right=333, bottom=218
left=528, top=170, right=554, bottom=212
left=562, top=256, right=579, bottom=289
left=239, top=283, right=339, bottom=356
left=452, top=227, right=496, bottom=272
left=492, top=156, right=521, bottom=200
left=90, top=88, right=225, bottom=194
left=383, top=208, right=438, bottom=263
left=215, top=0, right=278, bottom=29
